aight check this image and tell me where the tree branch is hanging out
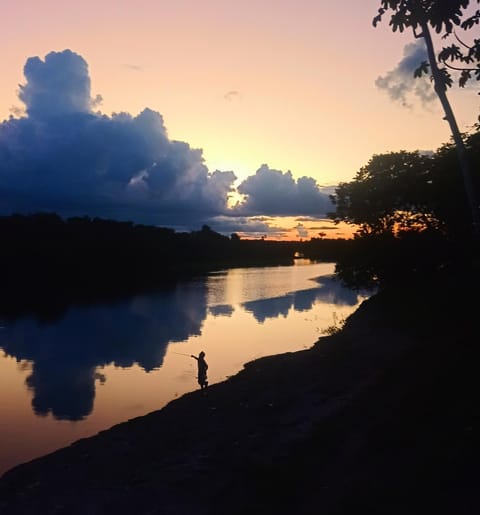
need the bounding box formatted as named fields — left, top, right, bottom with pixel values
left=441, top=61, right=476, bottom=72
left=453, top=30, right=472, bottom=50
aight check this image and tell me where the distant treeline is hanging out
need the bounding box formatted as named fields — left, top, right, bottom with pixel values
left=0, top=213, right=348, bottom=314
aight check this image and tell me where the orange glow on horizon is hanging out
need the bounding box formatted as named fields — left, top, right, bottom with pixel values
left=234, top=217, right=356, bottom=241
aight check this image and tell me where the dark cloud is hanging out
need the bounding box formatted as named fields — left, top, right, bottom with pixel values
left=0, top=50, right=335, bottom=233
left=0, top=279, right=208, bottom=420
left=19, top=50, right=94, bottom=120
left=0, top=50, right=236, bottom=227
left=375, top=40, right=436, bottom=108
left=233, top=164, right=333, bottom=216
left=206, top=215, right=287, bottom=236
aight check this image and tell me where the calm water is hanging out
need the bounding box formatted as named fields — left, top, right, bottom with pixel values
left=0, top=260, right=368, bottom=476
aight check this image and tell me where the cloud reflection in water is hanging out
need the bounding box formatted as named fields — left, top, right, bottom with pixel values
left=0, top=273, right=365, bottom=421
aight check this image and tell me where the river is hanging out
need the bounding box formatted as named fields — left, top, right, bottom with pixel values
left=0, top=260, right=369, bottom=476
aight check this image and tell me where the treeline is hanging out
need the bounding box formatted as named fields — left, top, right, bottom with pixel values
left=0, top=213, right=336, bottom=314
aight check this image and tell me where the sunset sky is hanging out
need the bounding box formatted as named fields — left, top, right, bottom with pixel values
left=1, top=0, right=478, bottom=239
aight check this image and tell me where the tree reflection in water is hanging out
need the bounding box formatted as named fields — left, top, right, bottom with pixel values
left=0, top=267, right=368, bottom=421
left=0, top=279, right=208, bottom=420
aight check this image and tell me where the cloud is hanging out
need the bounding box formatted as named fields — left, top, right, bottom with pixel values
left=205, top=215, right=301, bottom=239
left=295, top=223, right=308, bottom=239
left=125, top=64, right=143, bottom=71
left=0, top=281, right=209, bottom=419
left=224, top=90, right=241, bottom=101
left=19, top=50, right=94, bottom=120
left=233, top=164, right=333, bottom=216
left=0, top=50, right=334, bottom=234
left=0, top=50, right=236, bottom=227
left=375, top=40, right=437, bottom=108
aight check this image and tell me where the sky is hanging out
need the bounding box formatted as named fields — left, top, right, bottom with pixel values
left=0, top=0, right=478, bottom=239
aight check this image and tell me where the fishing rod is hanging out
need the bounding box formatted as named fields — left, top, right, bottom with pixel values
left=172, top=351, right=192, bottom=357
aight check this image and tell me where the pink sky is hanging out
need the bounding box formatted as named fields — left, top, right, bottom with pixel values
left=0, top=0, right=478, bottom=239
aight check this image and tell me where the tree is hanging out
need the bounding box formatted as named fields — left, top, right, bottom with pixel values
left=328, top=132, right=480, bottom=289
left=329, top=151, right=441, bottom=236
left=373, top=0, right=480, bottom=237
left=330, top=131, right=480, bottom=240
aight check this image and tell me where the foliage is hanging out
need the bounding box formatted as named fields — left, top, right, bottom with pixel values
left=332, top=229, right=457, bottom=290
left=0, top=213, right=299, bottom=313
left=329, top=151, right=441, bottom=236
left=373, top=1, right=480, bottom=236
left=328, top=130, right=480, bottom=289
left=374, top=1, right=471, bottom=33
left=300, top=237, right=351, bottom=262
left=374, top=1, right=480, bottom=93
left=331, top=131, right=479, bottom=239
left=321, top=312, right=346, bottom=336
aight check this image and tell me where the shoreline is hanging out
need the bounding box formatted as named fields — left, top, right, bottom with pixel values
left=1, top=278, right=478, bottom=514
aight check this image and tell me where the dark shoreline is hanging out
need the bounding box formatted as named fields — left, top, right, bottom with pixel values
left=0, top=275, right=478, bottom=515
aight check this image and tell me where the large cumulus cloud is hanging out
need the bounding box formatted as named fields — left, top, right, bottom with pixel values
left=0, top=50, right=333, bottom=232
left=19, top=49, right=100, bottom=120
left=233, top=164, right=333, bottom=216
left=0, top=50, right=235, bottom=227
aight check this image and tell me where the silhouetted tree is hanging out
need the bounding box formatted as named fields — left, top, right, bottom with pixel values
left=329, top=130, right=480, bottom=289
left=373, top=0, right=480, bottom=236
left=330, top=150, right=440, bottom=236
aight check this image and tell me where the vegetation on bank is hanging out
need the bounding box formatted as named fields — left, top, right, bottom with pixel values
left=1, top=5, right=479, bottom=512
left=323, top=127, right=480, bottom=290
left=2, top=127, right=480, bottom=315
left=1, top=121, right=479, bottom=319
left=316, top=0, right=480, bottom=291
left=0, top=213, right=305, bottom=317
left=4, top=0, right=480, bottom=314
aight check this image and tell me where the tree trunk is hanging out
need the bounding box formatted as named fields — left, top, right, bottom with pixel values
left=420, top=20, right=480, bottom=238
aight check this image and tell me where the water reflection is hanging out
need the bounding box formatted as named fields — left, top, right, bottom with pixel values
left=0, top=267, right=366, bottom=422
left=244, top=295, right=292, bottom=322
left=208, top=305, right=235, bottom=317
left=242, top=274, right=360, bottom=323
left=0, top=281, right=208, bottom=420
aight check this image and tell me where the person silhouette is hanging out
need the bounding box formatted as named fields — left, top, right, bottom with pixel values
left=191, top=351, right=208, bottom=389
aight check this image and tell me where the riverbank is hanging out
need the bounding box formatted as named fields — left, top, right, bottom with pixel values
left=0, top=274, right=478, bottom=514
